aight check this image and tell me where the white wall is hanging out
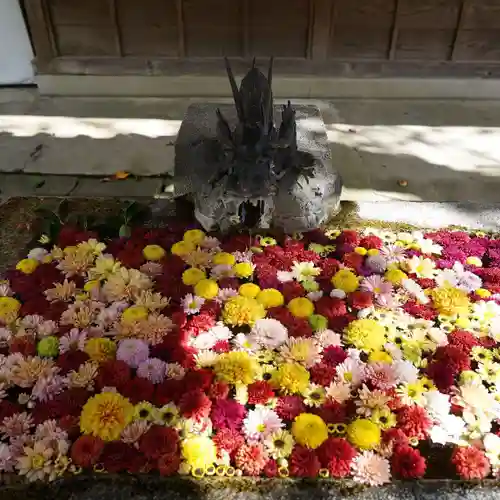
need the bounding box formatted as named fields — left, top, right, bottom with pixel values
left=0, top=0, right=34, bottom=85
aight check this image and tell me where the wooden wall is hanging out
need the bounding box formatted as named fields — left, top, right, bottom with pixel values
left=23, top=0, right=500, bottom=76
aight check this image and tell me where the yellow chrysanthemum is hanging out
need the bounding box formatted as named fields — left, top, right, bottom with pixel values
left=213, top=252, right=235, bottom=266
left=143, top=244, right=166, bottom=261
left=84, top=338, right=116, bottom=363
left=171, top=241, right=196, bottom=257
left=367, top=249, right=380, bottom=257
left=272, top=362, right=310, bottom=394
left=194, top=279, right=219, bottom=300
left=476, top=288, right=492, bottom=299
left=331, top=269, right=359, bottom=293
left=346, top=418, right=381, bottom=450
left=466, top=256, right=482, bottom=267
left=121, top=305, right=149, bottom=324
left=385, top=268, right=408, bottom=285
left=292, top=413, right=328, bottom=449
left=287, top=297, right=314, bottom=318
left=80, top=392, right=134, bottom=441
left=16, top=258, right=39, bottom=274
left=0, top=297, right=21, bottom=323
left=133, top=401, right=158, bottom=421
left=182, top=268, right=206, bottom=286
left=239, top=283, right=261, bottom=298
left=183, top=229, right=206, bottom=246
left=222, top=296, right=265, bottom=326
left=84, top=280, right=100, bottom=292
left=368, top=350, right=392, bottom=364
left=182, top=436, right=217, bottom=470
left=214, top=351, right=260, bottom=385
left=370, top=408, right=396, bottom=430
left=354, top=247, right=367, bottom=256
left=233, top=262, right=254, bottom=278
left=431, top=286, right=470, bottom=316
left=256, top=288, right=285, bottom=308
left=344, top=319, right=386, bottom=352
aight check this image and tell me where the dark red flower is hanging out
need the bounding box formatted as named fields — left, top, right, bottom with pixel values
left=288, top=317, right=314, bottom=338
left=101, top=442, right=145, bottom=473
left=315, top=297, right=347, bottom=321
left=434, top=345, right=471, bottom=374
left=211, top=398, right=246, bottom=430
left=139, top=425, right=179, bottom=459
left=212, top=428, right=245, bottom=458
left=183, top=368, right=214, bottom=392
left=121, top=377, right=154, bottom=404
left=0, top=401, right=22, bottom=422
left=391, top=445, right=426, bottom=479
left=263, top=459, right=279, bottom=477
left=314, top=400, right=347, bottom=424
left=348, top=291, right=373, bottom=310
left=155, top=379, right=184, bottom=405
left=200, top=299, right=222, bottom=317
left=208, top=381, right=230, bottom=400
left=382, top=428, right=408, bottom=447
left=213, top=340, right=230, bottom=353
left=309, top=362, right=337, bottom=386
left=248, top=381, right=275, bottom=405
left=403, top=300, right=437, bottom=320
left=289, top=446, right=321, bottom=477
left=56, top=350, right=90, bottom=375
left=275, top=396, right=306, bottom=421
left=158, top=452, right=181, bottom=476
left=397, top=405, right=431, bottom=440
left=117, top=248, right=145, bottom=269
left=317, top=437, right=356, bottom=477
left=281, top=281, right=306, bottom=302
left=9, top=337, right=36, bottom=356
left=179, top=389, right=212, bottom=420
left=451, top=446, right=490, bottom=480
left=19, top=297, right=50, bottom=317
left=448, top=330, right=481, bottom=353
left=426, top=361, right=455, bottom=392
left=359, top=235, right=383, bottom=250
left=342, top=252, right=364, bottom=272
left=95, top=359, right=131, bottom=391
left=322, top=345, right=348, bottom=366
left=70, top=435, right=104, bottom=468
left=318, top=258, right=341, bottom=280
left=336, top=230, right=360, bottom=247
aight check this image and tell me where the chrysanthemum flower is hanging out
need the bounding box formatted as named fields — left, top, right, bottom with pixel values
left=214, top=351, right=259, bottom=385
left=243, top=407, right=283, bottom=441
left=351, top=451, right=391, bottom=486
left=292, top=413, right=328, bottom=449
left=264, top=429, right=295, bottom=459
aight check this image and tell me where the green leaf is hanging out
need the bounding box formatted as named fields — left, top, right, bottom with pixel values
left=119, top=224, right=131, bottom=238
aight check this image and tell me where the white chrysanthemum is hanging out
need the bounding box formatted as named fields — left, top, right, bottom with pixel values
left=277, top=270, right=294, bottom=283
left=208, top=323, right=233, bottom=341
left=424, top=390, right=451, bottom=418
left=314, top=329, right=342, bottom=348
left=164, top=362, right=186, bottom=380
left=326, top=381, right=352, bottom=403
left=194, top=351, right=218, bottom=368
left=402, top=255, right=436, bottom=279
left=243, top=407, right=283, bottom=441
left=330, top=289, right=347, bottom=299
left=28, top=248, right=49, bottom=262
left=484, top=433, right=500, bottom=468
left=336, top=357, right=365, bottom=387
left=264, top=429, right=294, bottom=459
left=402, top=279, right=429, bottom=304
left=216, top=288, right=238, bottom=303
left=191, top=331, right=217, bottom=350
left=232, top=333, right=259, bottom=352
left=291, top=261, right=321, bottom=282
left=250, top=318, right=288, bottom=349
left=391, top=359, right=419, bottom=384
left=307, top=291, right=323, bottom=302
left=351, top=451, right=391, bottom=486
left=181, top=294, right=205, bottom=315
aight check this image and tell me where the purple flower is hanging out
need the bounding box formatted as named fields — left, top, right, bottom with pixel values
left=116, top=339, right=149, bottom=368
left=137, top=358, right=166, bottom=384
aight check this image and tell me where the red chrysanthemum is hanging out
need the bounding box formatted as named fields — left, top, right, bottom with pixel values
left=9, top=337, right=36, bottom=356
left=322, top=345, right=348, bottom=366
left=158, top=452, right=181, bottom=476
left=95, top=359, right=131, bottom=391
left=139, top=425, right=179, bottom=459
left=397, top=405, right=431, bottom=440
left=317, top=437, right=356, bottom=477
left=179, top=389, right=212, bottom=420
left=403, top=300, right=437, bottom=320
left=248, top=381, right=275, bottom=405
left=256, top=264, right=280, bottom=289
left=208, top=381, right=230, bottom=400
left=451, top=446, right=490, bottom=480
left=382, top=428, right=408, bottom=447
left=426, top=361, right=455, bottom=392
left=391, top=445, right=427, bottom=479
left=70, top=435, right=104, bottom=468
left=101, top=442, right=145, bottom=473
left=289, top=445, right=321, bottom=478
left=314, top=400, right=347, bottom=424
left=212, top=428, right=245, bottom=458
left=275, top=396, right=307, bottom=421
left=318, top=258, right=341, bottom=279
left=310, top=362, right=337, bottom=386
left=480, top=337, right=497, bottom=348
left=154, top=379, right=184, bottom=406
left=315, top=297, right=347, bottom=320
left=56, top=350, right=90, bottom=375
left=434, top=345, right=471, bottom=374
left=210, top=398, right=246, bottom=430
left=0, top=401, right=22, bottom=423
left=336, top=230, right=360, bottom=247
left=281, top=281, right=306, bottom=302
left=448, top=330, right=481, bottom=353
left=288, top=317, right=314, bottom=338
left=348, top=291, right=373, bottom=310
left=342, top=252, right=364, bottom=272
left=121, top=377, right=155, bottom=404
left=183, top=369, right=214, bottom=392
left=416, top=278, right=435, bottom=289
left=199, top=299, right=222, bottom=317
left=359, top=235, right=383, bottom=250
left=235, top=443, right=268, bottom=476
left=185, top=314, right=216, bottom=336
left=217, top=278, right=240, bottom=291
left=263, top=459, right=279, bottom=477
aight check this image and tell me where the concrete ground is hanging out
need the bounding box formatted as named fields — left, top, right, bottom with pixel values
left=1, top=89, right=500, bottom=208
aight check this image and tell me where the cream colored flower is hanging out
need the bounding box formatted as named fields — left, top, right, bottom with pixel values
left=264, top=429, right=294, bottom=459
left=118, top=314, right=174, bottom=345
left=44, top=279, right=77, bottom=302
left=194, top=351, right=218, bottom=369
left=103, top=268, right=152, bottom=301
left=121, top=420, right=151, bottom=447
left=279, top=337, right=321, bottom=368
left=402, top=256, right=436, bottom=279
left=57, top=247, right=95, bottom=277
left=16, top=440, right=57, bottom=482
left=78, top=239, right=106, bottom=256
left=355, top=385, right=391, bottom=417
left=325, top=381, right=352, bottom=403
left=88, top=255, right=121, bottom=281
left=60, top=300, right=102, bottom=329
left=183, top=249, right=213, bottom=269
left=10, top=357, right=55, bottom=388
left=302, top=384, right=326, bottom=407
left=67, top=361, right=98, bottom=389
left=134, top=290, right=170, bottom=311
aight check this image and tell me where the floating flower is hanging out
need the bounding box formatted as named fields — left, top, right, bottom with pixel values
left=351, top=451, right=391, bottom=486
left=182, top=294, right=205, bottom=315
left=346, top=419, right=381, bottom=450
left=292, top=413, right=328, bottom=449
left=222, top=296, right=265, bottom=326
left=214, top=351, right=259, bottom=385
left=344, top=319, right=386, bottom=352
left=244, top=407, right=283, bottom=441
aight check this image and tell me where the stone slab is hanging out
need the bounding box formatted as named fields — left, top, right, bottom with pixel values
left=70, top=177, right=163, bottom=198
left=0, top=174, right=78, bottom=197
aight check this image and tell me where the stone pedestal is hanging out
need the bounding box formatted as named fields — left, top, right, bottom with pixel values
left=174, top=103, right=342, bottom=232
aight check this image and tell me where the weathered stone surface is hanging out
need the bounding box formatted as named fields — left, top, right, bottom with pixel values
left=71, top=177, right=163, bottom=198
left=2, top=477, right=500, bottom=500
left=174, top=103, right=341, bottom=232
left=0, top=174, right=78, bottom=197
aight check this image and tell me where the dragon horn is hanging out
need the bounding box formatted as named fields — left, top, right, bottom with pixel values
left=224, top=57, right=244, bottom=123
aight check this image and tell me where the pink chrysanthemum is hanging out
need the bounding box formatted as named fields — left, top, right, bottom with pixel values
left=59, top=328, right=87, bottom=353
left=351, top=451, right=391, bottom=486
left=0, top=412, right=33, bottom=439
left=116, top=339, right=150, bottom=368
left=136, top=358, right=166, bottom=384
left=235, top=442, right=268, bottom=476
